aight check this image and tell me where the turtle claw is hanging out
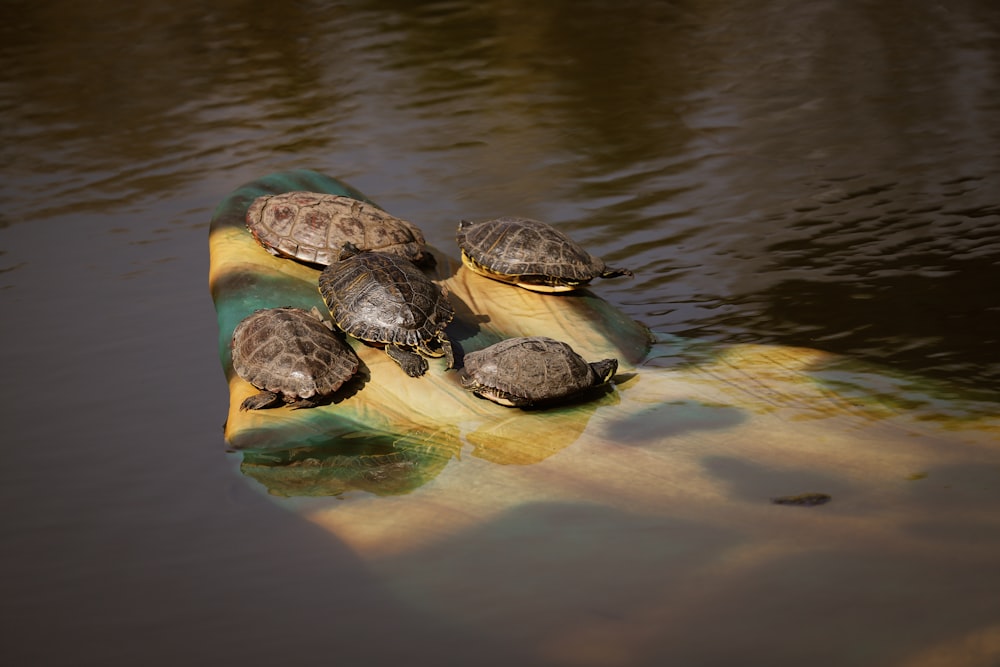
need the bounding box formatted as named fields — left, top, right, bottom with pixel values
left=386, top=344, right=428, bottom=377
left=415, top=336, right=456, bottom=370
left=240, top=391, right=281, bottom=411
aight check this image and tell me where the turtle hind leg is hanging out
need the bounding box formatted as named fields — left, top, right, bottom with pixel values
left=240, top=390, right=281, bottom=411
left=386, top=345, right=428, bottom=377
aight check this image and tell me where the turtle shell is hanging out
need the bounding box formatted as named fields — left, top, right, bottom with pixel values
left=456, top=217, right=632, bottom=292
left=231, top=307, right=359, bottom=410
left=318, top=246, right=455, bottom=377
left=460, top=336, right=618, bottom=407
left=246, top=191, right=429, bottom=266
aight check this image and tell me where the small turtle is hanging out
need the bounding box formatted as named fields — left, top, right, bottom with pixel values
left=456, top=217, right=632, bottom=293
left=231, top=306, right=359, bottom=410
left=318, top=245, right=455, bottom=377
left=246, top=191, right=430, bottom=266
left=460, top=336, right=618, bottom=407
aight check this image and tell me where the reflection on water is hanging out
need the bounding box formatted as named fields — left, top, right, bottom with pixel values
left=3, top=0, right=998, bottom=395
left=3, top=0, right=1000, bottom=665
left=240, top=434, right=457, bottom=498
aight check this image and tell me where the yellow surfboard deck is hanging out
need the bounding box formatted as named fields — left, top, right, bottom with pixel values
left=211, top=170, right=1000, bottom=664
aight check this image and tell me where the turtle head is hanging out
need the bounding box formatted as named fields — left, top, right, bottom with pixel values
left=590, top=358, right=619, bottom=385
left=599, top=265, right=634, bottom=280
left=339, top=242, right=362, bottom=261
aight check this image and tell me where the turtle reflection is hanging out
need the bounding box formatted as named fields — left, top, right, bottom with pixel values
left=240, top=432, right=458, bottom=498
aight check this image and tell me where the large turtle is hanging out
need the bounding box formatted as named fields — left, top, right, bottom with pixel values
left=460, top=336, right=618, bottom=407
left=246, top=191, right=430, bottom=266
left=456, top=216, right=633, bottom=292
left=318, top=245, right=455, bottom=377
left=231, top=306, right=359, bottom=410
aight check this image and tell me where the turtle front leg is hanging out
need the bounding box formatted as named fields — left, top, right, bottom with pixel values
left=439, top=336, right=455, bottom=370
left=386, top=344, right=429, bottom=377
left=240, top=390, right=281, bottom=411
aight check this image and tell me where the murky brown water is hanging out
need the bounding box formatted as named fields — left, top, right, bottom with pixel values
left=2, top=1, right=999, bottom=665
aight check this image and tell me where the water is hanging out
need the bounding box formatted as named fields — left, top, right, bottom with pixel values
left=2, top=1, right=998, bottom=665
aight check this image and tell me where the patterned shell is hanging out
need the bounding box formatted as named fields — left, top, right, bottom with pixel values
left=318, top=249, right=454, bottom=347
left=246, top=191, right=428, bottom=265
left=460, top=336, right=618, bottom=406
left=456, top=217, right=632, bottom=290
left=231, top=307, right=359, bottom=404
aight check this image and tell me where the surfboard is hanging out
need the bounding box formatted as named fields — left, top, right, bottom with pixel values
left=210, top=170, right=1000, bottom=664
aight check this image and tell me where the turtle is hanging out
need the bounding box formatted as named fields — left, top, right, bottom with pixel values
left=460, top=336, right=618, bottom=407
left=246, top=191, right=431, bottom=266
left=456, top=216, right=633, bottom=292
left=318, top=244, right=455, bottom=377
left=231, top=306, right=359, bottom=410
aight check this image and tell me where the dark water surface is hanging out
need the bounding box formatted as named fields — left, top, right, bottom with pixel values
left=2, top=1, right=999, bottom=665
